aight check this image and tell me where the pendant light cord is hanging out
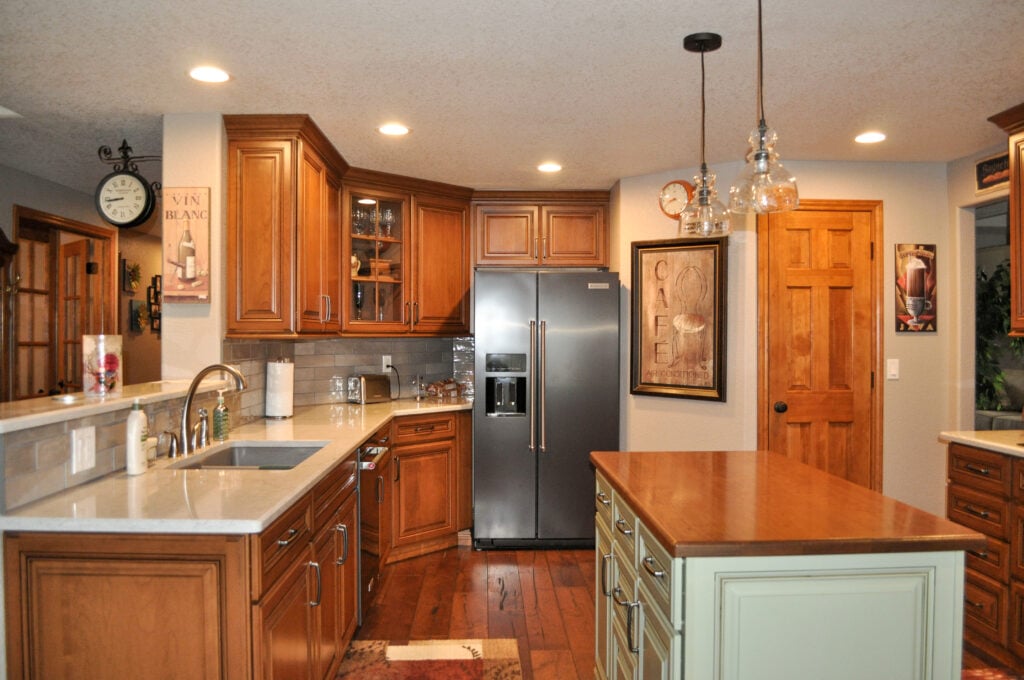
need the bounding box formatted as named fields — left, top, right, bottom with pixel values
left=699, top=47, right=707, bottom=169
left=757, top=0, right=766, bottom=127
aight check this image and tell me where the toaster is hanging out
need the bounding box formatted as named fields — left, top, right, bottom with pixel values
left=347, top=374, right=392, bottom=404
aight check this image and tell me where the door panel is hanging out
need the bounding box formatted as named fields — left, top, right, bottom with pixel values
left=759, top=200, right=881, bottom=489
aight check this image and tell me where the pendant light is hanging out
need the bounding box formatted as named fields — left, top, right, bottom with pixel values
left=729, top=0, right=799, bottom=213
left=680, top=32, right=731, bottom=238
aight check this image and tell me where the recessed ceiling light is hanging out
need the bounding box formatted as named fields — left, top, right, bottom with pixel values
left=357, top=198, right=378, bottom=205
left=189, top=66, right=230, bottom=83
left=537, top=162, right=562, bottom=173
left=855, top=131, right=886, bottom=144
left=377, top=123, right=410, bottom=136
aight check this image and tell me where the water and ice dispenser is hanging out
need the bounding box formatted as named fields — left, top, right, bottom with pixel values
left=483, top=353, right=527, bottom=417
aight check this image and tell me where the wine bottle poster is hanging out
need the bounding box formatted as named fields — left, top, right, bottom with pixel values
left=162, top=187, right=210, bottom=303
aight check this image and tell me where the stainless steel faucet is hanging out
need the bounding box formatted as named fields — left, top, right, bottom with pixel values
left=178, top=364, right=247, bottom=456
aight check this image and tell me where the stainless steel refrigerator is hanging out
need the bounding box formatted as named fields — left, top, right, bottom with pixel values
left=473, top=270, right=620, bottom=548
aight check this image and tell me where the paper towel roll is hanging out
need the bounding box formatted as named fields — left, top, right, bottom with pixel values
left=265, top=360, right=294, bottom=418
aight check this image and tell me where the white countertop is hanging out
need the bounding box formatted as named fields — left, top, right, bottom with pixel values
left=938, top=429, right=1024, bottom=458
left=0, top=398, right=471, bottom=535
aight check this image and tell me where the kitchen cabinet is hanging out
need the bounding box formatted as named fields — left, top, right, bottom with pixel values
left=4, top=454, right=359, bottom=680
left=359, top=424, right=393, bottom=614
left=342, top=171, right=470, bottom=336
left=387, top=411, right=470, bottom=562
left=989, top=102, right=1024, bottom=335
left=946, top=441, right=1024, bottom=669
left=472, top=192, right=609, bottom=267
left=225, top=114, right=348, bottom=337
left=594, top=452, right=981, bottom=680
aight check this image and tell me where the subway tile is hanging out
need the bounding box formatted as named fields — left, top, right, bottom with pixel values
left=6, top=465, right=66, bottom=511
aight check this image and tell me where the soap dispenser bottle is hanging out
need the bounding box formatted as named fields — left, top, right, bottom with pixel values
left=126, top=400, right=148, bottom=475
left=213, top=389, right=230, bottom=441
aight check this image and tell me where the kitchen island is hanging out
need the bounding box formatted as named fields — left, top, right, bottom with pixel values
left=0, top=398, right=471, bottom=680
left=591, top=450, right=985, bottom=680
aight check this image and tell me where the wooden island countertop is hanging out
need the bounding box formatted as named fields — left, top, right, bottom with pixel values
left=590, top=450, right=985, bottom=559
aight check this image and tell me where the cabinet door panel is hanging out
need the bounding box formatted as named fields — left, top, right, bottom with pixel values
left=227, top=139, right=295, bottom=333
left=392, top=441, right=456, bottom=546
left=541, top=204, right=607, bottom=266
left=413, top=197, right=469, bottom=334
left=298, top=147, right=327, bottom=332
left=256, top=549, right=314, bottom=680
left=474, top=204, right=539, bottom=265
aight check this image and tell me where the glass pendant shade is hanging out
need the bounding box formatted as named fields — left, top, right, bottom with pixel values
left=680, top=165, right=731, bottom=237
left=729, top=123, right=798, bottom=213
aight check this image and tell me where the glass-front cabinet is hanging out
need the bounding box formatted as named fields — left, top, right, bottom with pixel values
left=343, top=186, right=409, bottom=332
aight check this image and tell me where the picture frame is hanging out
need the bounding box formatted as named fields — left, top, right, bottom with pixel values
left=975, top=152, right=1010, bottom=194
left=895, top=243, right=936, bottom=332
left=630, top=237, right=727, bottom=400
left=162, top=187, right=210, bottom=303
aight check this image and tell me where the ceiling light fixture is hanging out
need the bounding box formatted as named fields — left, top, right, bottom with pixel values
left=729, top=0, right=798, bottom=213
left=189, top=66, right=230, bottom=83
left=537, top=162, right=562, bottom=173
left=855, top=131, right=886, bottom=144
left=680, top=32, right=731, bottom=237
left=377, top=123, right=410, bottom=136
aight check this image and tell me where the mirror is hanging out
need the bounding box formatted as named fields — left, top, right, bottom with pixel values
left=3, top=205, right=161, bottom=402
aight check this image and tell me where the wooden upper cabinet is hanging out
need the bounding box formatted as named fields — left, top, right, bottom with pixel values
left=989, top=102, right=1024, bottom=335
left=225, top=114, right=347, bottom=338
left=473, top=192, right=610, bottom=267
left=412, top=195, right=470, bottom=334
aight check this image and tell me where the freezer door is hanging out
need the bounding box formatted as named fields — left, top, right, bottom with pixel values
left=473, top=271, right=537, bottom=540
left=536, top=272, right=620, bottom=540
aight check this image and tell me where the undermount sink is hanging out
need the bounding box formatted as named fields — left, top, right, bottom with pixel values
left=171, top=442, right=326, bottom=470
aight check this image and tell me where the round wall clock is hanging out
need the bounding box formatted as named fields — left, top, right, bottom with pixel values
left=95, top=170, right=156, bottom=228
left=658, top=179, right=695, bottom=219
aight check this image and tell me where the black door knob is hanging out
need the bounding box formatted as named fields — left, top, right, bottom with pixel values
left=773, top=401, right=788, bottom=413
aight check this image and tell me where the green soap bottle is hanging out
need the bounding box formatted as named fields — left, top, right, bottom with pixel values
left=213, top=389, right=230, bottom=441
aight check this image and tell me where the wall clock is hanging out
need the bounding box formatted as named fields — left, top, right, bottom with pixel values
left=95, top=170, right=156, bottom=228
left=658, top=179, right=695, bottom=219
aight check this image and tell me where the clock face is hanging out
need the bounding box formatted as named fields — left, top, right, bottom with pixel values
left=659, top=180, right=695, bottom=219
left=95, top=171, right=155, bottom=227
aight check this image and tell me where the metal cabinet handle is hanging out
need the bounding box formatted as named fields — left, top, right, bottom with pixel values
left=963, top=504, right=991, bottom=519
left=335, top=523, right=349, bottom=565
left=600, top=552, right=614, bottom=596
left=626, top=601, right=640, bottom=654
left=528, top=320, right=537, bottom=453
left=965, top=597, right=985, bottom=609
left=277, top=528, right=300, bottom=547
left=642, top=556, right=665, bottom=578
left=414, top=425, right=436, bottom=432
left=968, top=549, right=990, bottom=560
left=394, top=457, right=400, bottom=483
left=376, top=475, right=384, bottom=504
left=615, top=517, right=633, bottom=536
left=310, top=561, right=322, bottom=606
left=538, top=320, right=547, bottom=453
left=596, top=491, right=611, bottom=506
left=612, top=585, right=631, bottom=607
left=964, top=463, right=991, bottom=476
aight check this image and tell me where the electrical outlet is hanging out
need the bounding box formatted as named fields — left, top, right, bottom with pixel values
left=70, top=426, right=96, bottom=474
left=382, top=354, right=392, bottom=372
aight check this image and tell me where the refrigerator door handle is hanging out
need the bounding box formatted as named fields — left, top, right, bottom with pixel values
left=529, top=319, right=537, bottom=452
left=539, top=319, right=547, bottom=453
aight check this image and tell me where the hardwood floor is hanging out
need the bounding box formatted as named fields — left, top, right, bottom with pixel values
left=356, top=546, right=596, bottom=680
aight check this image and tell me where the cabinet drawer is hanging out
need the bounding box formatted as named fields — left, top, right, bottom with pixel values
left=638, top=522, right=679, bottom=628
left=1009, top=579, right=1024, bottom=661
left=967, top=535, right=1012, bottom=583
left=949, top=443, right=1013, bottom=497
left=392, top=413, right=456, bottom=444
left=964, top=569, right=1009, bottom=647
left=948, top=483, right=1011, bottom=540
left=1015, top=458, right=1024, bottom=501
left=254, top=493, right=312, bottom=597
left=312, top=455, right=357, bottom=533
left=595, top=473, right=613, bottom=528
left=612, top=497, right=638, bottom=570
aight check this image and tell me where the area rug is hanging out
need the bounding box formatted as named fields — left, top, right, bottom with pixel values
left=337, top=638, right=522, bottom=679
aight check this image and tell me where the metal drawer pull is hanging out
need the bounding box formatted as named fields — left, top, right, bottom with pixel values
left=626, top=601, right=640, bottom=654
left=414, top=424, right=437, bottom=432
left=276, top=528, right=300, bottom=547
left=600, top=553, right=614, bottom=596
left=642, top=556, right=665, bottom=578
left=336, top=523, right=349, bottom=565
left=965, top=597, right=985, bottom=609
left=964, top=463, right=991, bottom=476
left=968, top=549, right=990, bottom=560
left=615, top=518, right=633, bottom=536
left=963, top=504, right=991, bottom=519
left=310, top=561, right=322, bottom=606
left=596, top=491, right=611, bottom=506
left=612, top=586, right=631, bottom=607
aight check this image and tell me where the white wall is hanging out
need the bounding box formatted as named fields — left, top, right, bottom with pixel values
left=159, top=113, right=227, bottom=379
left=611, top=157, right=976, bottom=516
left=0, top=164, right=101, bottom=239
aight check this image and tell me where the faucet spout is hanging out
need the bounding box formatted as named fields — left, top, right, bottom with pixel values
left=179, top=364, right=247, bottom=456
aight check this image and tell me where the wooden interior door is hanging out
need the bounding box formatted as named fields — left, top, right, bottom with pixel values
left=758, top=200, right=883, bottom=489
left=58, top=238, right=88, bottom=392
left=13, top=235, right=52, bottom=399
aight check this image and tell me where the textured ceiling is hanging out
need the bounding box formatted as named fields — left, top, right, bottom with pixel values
left=1, top=0, right=1023, bottom=196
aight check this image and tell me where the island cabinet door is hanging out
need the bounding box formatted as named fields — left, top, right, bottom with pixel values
left=3, top=532, right=251, bottom=680
left=595, top=519, right=615, bottom=680
left=254, top=544, right=316, bottom=680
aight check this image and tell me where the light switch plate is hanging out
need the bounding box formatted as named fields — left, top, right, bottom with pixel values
left=71, top=426, right=96, bottom=474
left=886, top=358, right=900, bottom=380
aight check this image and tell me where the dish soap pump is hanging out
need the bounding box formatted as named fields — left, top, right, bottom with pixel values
left=213, top=389, right=230, bottom=441
left=126, top=400, right=148, bottom=475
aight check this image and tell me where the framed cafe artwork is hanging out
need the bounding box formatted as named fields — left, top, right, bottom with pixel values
left=895, top=243, right=936, bottom=333
left=630, top=237, right=727, bottom=400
